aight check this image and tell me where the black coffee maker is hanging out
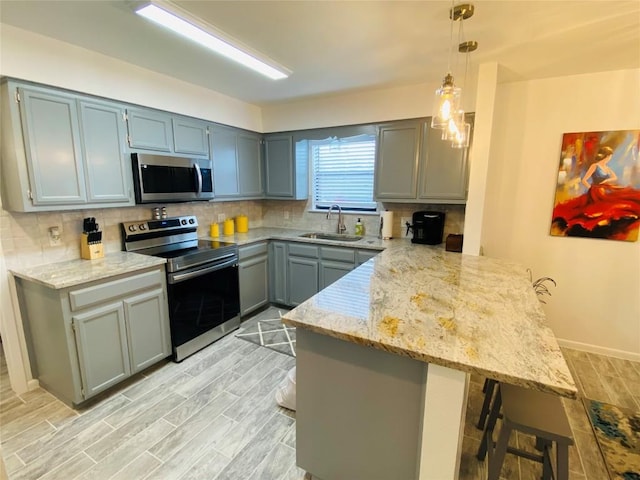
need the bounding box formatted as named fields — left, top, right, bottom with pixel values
left=406, top=211, right=445, bottom=245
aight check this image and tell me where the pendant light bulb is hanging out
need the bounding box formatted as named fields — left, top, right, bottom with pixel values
left=431, top=73, right=461, bottom=129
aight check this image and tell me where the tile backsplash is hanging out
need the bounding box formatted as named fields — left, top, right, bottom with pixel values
left=262, top=199, right=465, bottom=241
left=0, top=201, right=263, bottom=270
left=1, top=199, right=465, bottom=270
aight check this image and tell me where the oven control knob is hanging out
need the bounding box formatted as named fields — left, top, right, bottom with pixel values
left=128, top=225, right=136, bottom=232
left=188, top=218, right=195, bottom=224
left=139, top=224, right=147, bottom=230
left=181, top=219, right=187, bottom=225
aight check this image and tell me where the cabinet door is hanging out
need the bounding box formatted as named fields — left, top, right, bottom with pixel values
left=72, top=302, right=131, bottom=399
left=418, top=118, right=471, bottom=202
left=124, top=288, right=170, bottom=373
left=319, top=261, right=353, bottom=290
left=264, top=135, right=294, bottom=197
left=239, top=254, right=269, bottom=316
left=374, top=121, right=422, bottom=200
left=212, top=127, right=240, bottom=197
left=269, top=242, right=288, bottom=304
left=237, top=132, right=264, bottom=197
left=173, top=117, right=209, bottom=157
left=288, top=257, right=319, bottom=306
left=19, top=88, right=87, bottom=205
left=79, top=100, right=132, bottom=203
left=126, top=108, right=172, bottom=152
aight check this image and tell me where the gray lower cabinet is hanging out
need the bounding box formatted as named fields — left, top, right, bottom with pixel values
left=288, top=256, right=320, bottom=306
left=269, top=241, right=288, bottom=305
left=239, top=242, right=269, bottom=316
left=1, top=81, right=134, bottom=212
left=16, top=266, right=170, bottom=405
left=270, top=241, right=381, bottom=307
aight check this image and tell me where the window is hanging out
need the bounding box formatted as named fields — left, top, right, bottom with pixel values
left=311, top=134, right=377, bottom=211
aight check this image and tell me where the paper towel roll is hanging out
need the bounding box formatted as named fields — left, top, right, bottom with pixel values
left=379, top=211, right=394, bottom=239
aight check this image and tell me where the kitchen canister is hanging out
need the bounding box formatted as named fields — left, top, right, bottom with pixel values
left=210, top=222, right=220, bottom=238
left=223, top=218, right=235, bottom=236
left=236, top=215, right=249, bottom=233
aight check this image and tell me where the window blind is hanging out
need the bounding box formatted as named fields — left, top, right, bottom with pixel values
left=311, top=134, right=377, bottom=211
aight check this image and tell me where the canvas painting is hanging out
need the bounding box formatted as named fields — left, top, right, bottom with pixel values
left=550, top=130, right=640, bottom=241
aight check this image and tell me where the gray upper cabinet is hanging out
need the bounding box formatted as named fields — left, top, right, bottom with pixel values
left=418, top=114, right=473, bottom=203
left=0, top=81, right=135, bottom=212
left=126, top=107, right=209, bottom=158
left=18, top=87, right=87, bottom=205
left=374, top=120, right=421, bottom=200
left=125, top=107, right=173, bottom=152
left=237, top=132, right=263, bottom=197
left=211, top=126, right=264, bottom=199
left=375, top=117, right=473, bottom=204
left=212, top=125, right=240, bottom=197
left=264, top=134, right=308, bottom=200
left=79, top=100, right=131, bottom=203
left=172, top=116, right=209, bottom=157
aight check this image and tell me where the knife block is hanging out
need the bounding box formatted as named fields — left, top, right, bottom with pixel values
left=81, top=233, right=104, bottom=260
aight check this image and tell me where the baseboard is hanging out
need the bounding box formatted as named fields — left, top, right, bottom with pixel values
left=27, top=379, right=39, bottom=391
left=557, top=338, right=640, bottom=362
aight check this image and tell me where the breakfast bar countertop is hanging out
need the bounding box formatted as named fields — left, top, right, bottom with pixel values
left=283, top=241, right=578, bottom=399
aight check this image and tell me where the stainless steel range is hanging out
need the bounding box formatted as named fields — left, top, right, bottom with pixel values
left=122, top=215, right=240, bottom=362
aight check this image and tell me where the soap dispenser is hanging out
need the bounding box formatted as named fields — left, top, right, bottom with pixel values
left=355, top=218, right=365, bottom=236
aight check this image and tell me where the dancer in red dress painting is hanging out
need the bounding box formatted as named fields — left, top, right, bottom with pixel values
left=552, top=145, right=640, bottom=241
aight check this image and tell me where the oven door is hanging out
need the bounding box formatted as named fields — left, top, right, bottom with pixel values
left=166, top=256, right=239, bottom=361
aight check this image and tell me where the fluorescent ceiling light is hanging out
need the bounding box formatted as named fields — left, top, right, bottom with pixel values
left=135, top=2, right=289, bottom=80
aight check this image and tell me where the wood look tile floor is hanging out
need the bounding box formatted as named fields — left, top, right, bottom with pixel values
left=1, top=306, right=639, bottom=480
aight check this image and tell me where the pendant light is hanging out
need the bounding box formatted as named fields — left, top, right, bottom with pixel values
left=431, top=3, right=475, bottom=139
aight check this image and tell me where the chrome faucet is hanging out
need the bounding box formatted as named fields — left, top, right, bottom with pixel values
left=327, top=204, right=346, bottom=234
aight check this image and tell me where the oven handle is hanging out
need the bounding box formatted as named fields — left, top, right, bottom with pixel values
left=168, top=256, right=237, bottom=284
left=194, top=164, right=203, bottom=195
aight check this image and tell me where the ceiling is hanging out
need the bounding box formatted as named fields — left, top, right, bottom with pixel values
left=1, top=1, right=639, bottom=106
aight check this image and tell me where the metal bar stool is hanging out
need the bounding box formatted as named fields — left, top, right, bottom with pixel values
left=477, top=383, right=574, bottom=480
left=477, top=378, right=498, bottom=430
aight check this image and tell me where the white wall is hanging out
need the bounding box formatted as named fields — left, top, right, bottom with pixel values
left=262, top=76, right=478, bottom=132
left=481, top=68, right=640, bottom=359
left=0, top=24, right=262, bottom=131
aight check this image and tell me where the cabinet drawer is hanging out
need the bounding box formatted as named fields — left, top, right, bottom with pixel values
left=288, top=243, right=319, bottom=259
left=357, top=250, right=380, bottom=264
left=239, top=242, right=269, bottom=261
left=69, top=269, right=164, bottom=311
left=321, top=247, right=355, bottom=263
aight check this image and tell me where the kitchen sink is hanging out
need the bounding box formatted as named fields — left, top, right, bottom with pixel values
left=299, top=232, right=363, bottom=242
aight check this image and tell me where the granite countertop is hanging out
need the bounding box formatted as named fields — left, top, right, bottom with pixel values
left=282, top=242, right=577, bottom=398
left=10, top=252, right=167, bottom=290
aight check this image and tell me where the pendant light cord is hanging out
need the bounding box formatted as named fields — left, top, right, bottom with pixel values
left=447, top=0, right=455, bottom=74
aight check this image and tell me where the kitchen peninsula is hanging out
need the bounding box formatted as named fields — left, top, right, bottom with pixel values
left=282, top=242, right=577, bottom=480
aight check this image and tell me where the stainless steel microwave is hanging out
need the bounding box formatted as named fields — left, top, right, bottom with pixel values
left=131, top=153, right=214, bottom=204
